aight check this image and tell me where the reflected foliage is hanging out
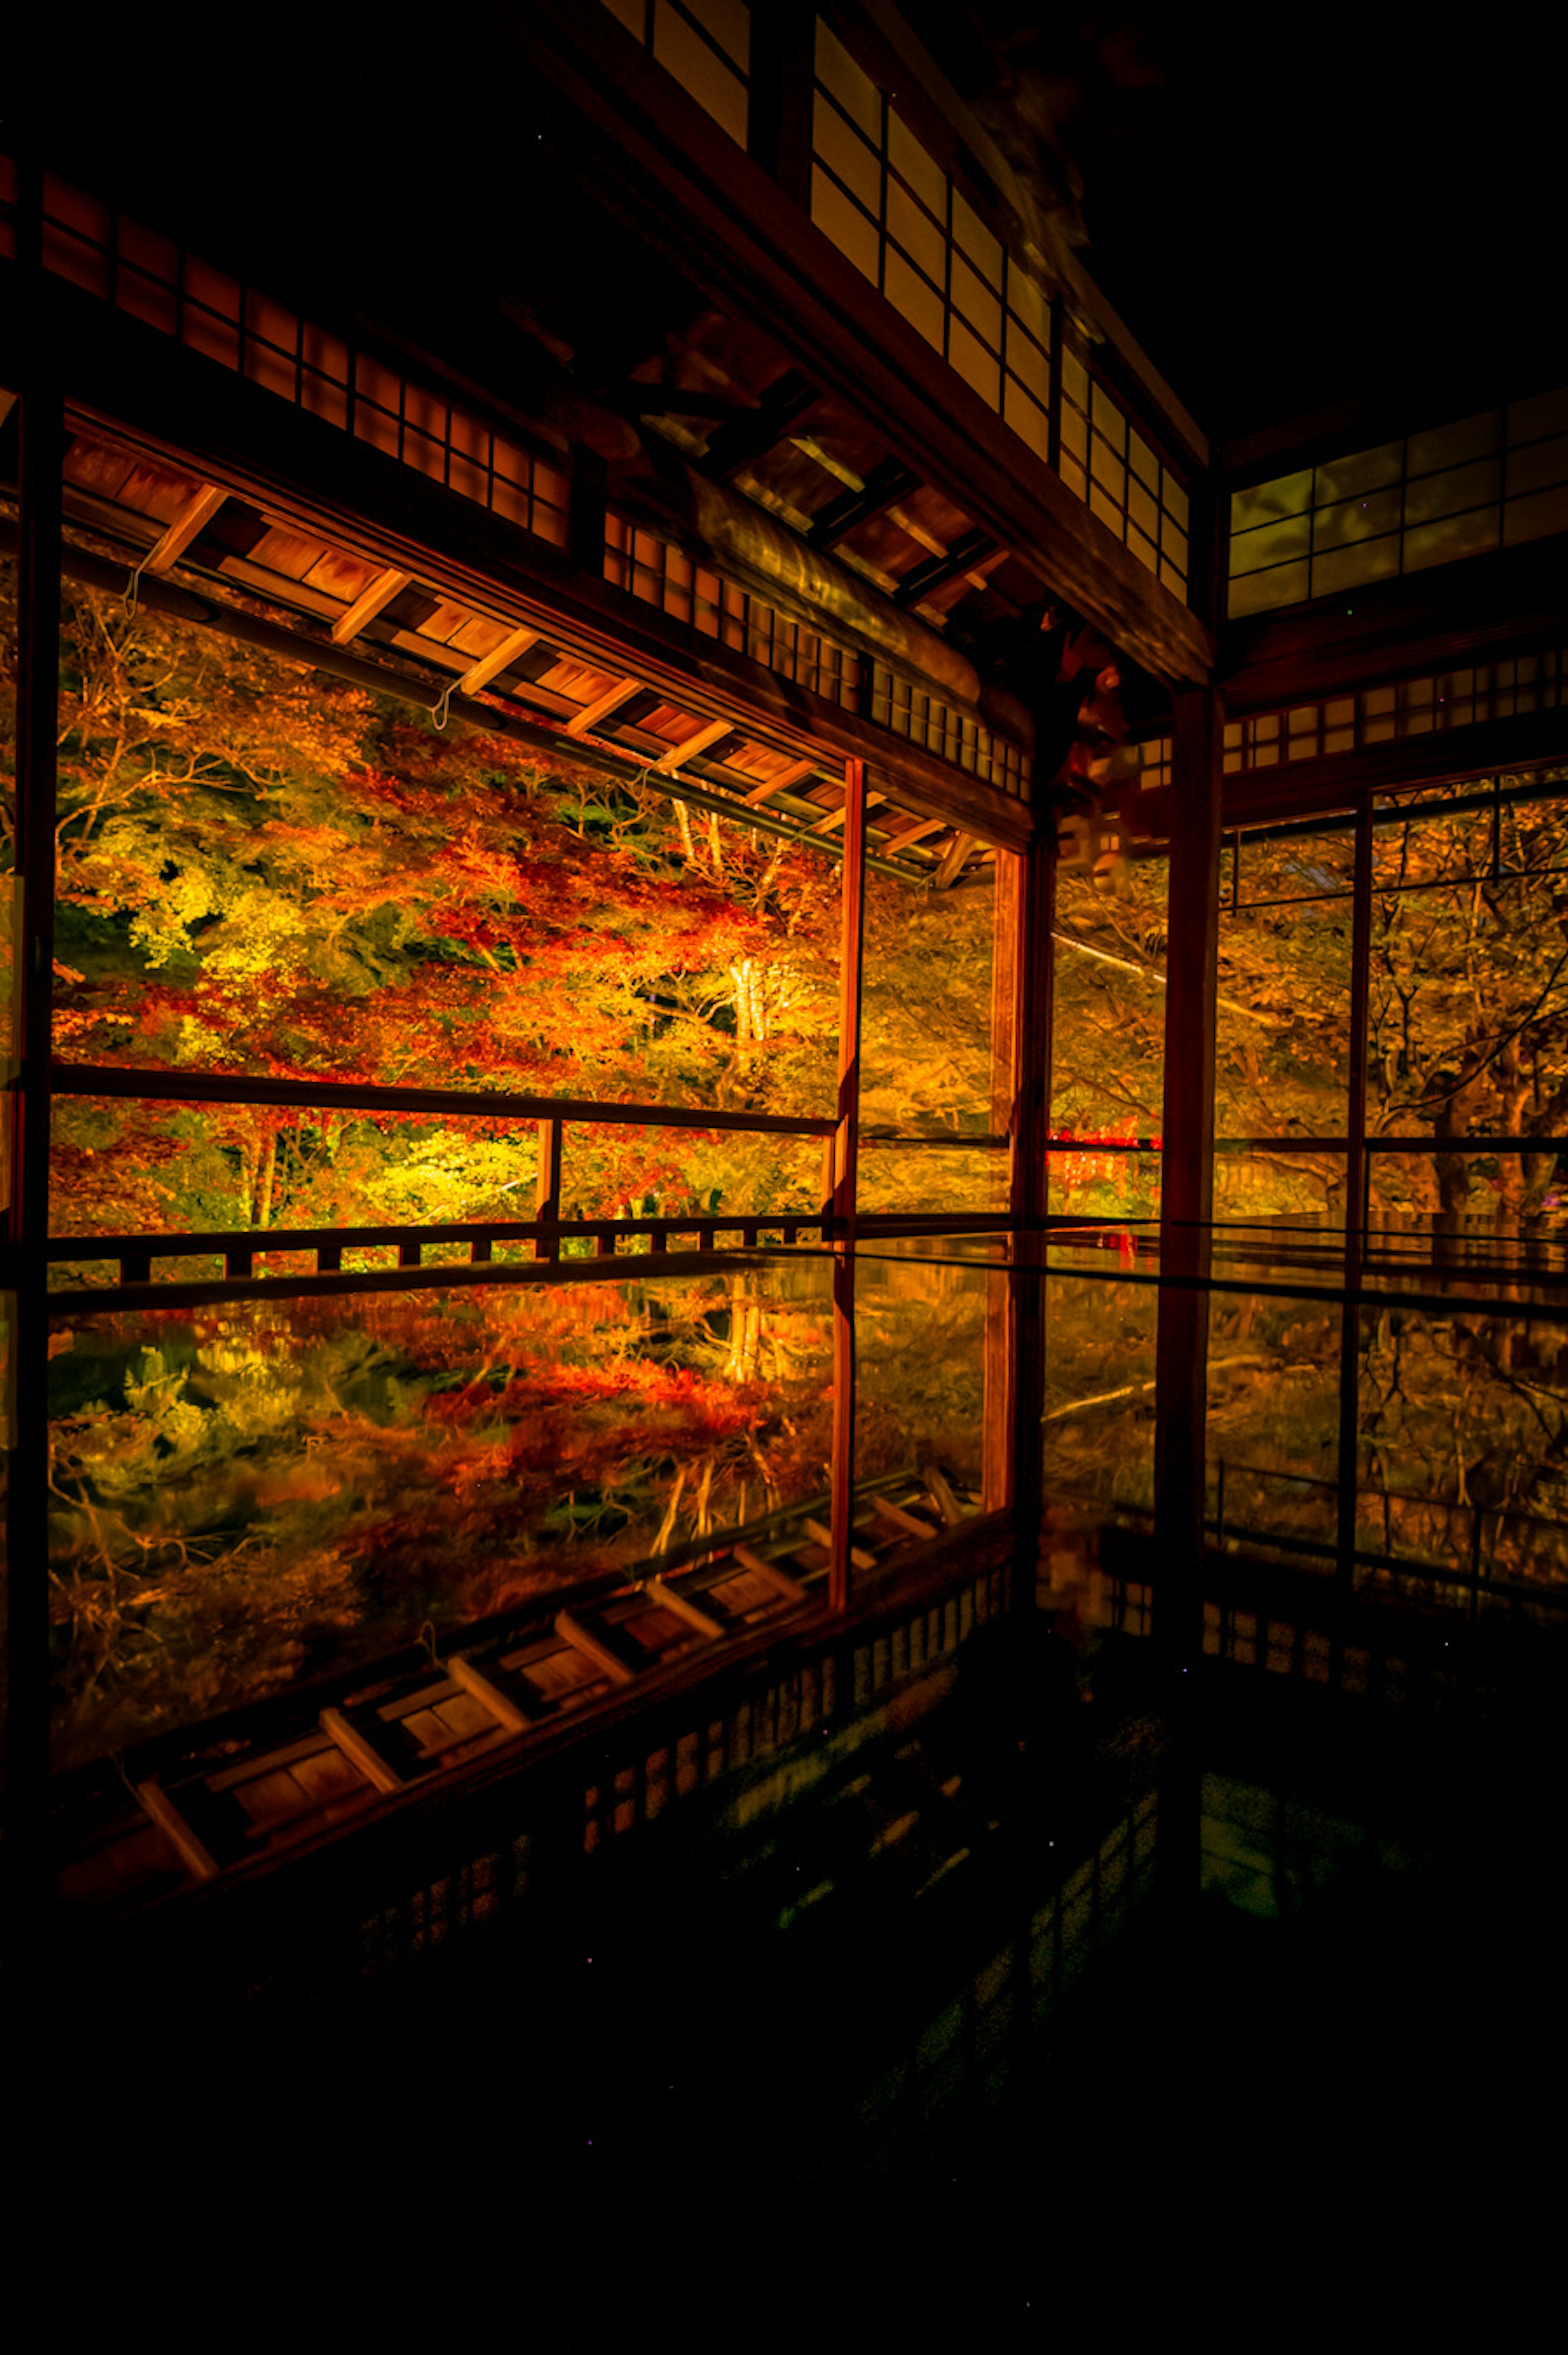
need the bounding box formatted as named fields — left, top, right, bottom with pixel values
left=1051, top=857, right=1166, bottom=1218
left=48, top=1270, right=836, bottom=1765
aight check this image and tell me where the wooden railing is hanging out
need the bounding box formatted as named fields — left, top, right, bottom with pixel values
left=48, top=1059, right=840, bottom=1293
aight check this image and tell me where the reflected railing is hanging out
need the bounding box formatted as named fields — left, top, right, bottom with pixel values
left=39, top=1209, right=1568, bottom=1917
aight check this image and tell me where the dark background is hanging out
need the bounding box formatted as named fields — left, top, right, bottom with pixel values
left=909, top=2, right=1564, bottom=446
left=15, top=4, right=1564, bottom=450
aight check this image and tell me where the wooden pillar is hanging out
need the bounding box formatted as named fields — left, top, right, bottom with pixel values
left=989, top=843, right=1051, bottom=1604
left=5, top=332, right=64, bottom=1898
left=1018, top=833, right=1057, bottom=1230
left=535, top=1117, right=562, bottom=1259
left=831, top=759, right=866, bottom=1242
left=1345, top=796, right=1373, bottom=1265
left=1159, top=684, right=1223, bottom=1249
left=1334, top=799, right=1374, bottom=1629
left=828, top=759, right=866, bottom=1613
left=1153, top=684, right=1222, bottom=1668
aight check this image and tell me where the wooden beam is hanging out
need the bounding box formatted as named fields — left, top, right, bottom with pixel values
left=651, top=717, right=736, bottom=772
left=566, top=675, right=646, bottom=735
left=933, top=830, right=976, bottom=889
left=744, top=758, right=819, bottom=804
left=329, top=564, right=411, bottom=644
left=923, top=1466, right=963, bottom=1526
left=499, top=10, right=1212, bottom=684
left=804, top=1515, right=875, bottom=1571
left=554, top=1608, right=637, bottom=1683
left=1223, top=707, right=1568, bottom=826
left=880, top=814, right=947, bottom=857
left=457, top=621, right=543, bottom=698
left=807, top=459, right=921, bottom=549
left=136, top=1777, right=220, bottom=1881
left=35, top=402, right=1037, bottom=850
left=829, top=757, right=867, bottom=1615
left=812, top=789, right=885, bottom=834
left=140, top=480, right=227, bottom=574
left=445, top=1654, right=533, bottom=1735
left=535, top=1116, right=562, bottom=1261
left=893, top=530, right=1000, bottom=608
left=870, top=1493, right=938, bottom=1541
left=1160, top=686, right=1223, bottom=1237
left=319, top=1706, right=403, bottom=1793
left=730, top=1544, right=807, bottom=1600
left=644, top=1577, right=726, bottom=1638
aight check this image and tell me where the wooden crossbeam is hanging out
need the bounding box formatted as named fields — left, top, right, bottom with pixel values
left=743, top=758, right=819, bottom=806
left=804, top=1515, right=875, bottom=1570
left=136, top=1777, right=220, bottom=1881
left=320, top=1705, right=403, bottom=1793
left=445, top=1654, right=533, bottom=1735
left=879, top=815, right=947, bottom=856
left=141, top=482, right=227, bottom=574
left=807, top=459, right=921, bottom=549
left=702, top=368, right=816, bottom=475
left=729, top=1544, right=808, bottom=1600
left=457, top=622, right=543, bottom=698
left=922, top=1466, right=963, bottom=1525
left=554, top=1608, right=637, bottom=1683
left=650, top=717, right=737, bottom=773
left=893, top=529, right=1001, bottom=608
left=813, top=790, right=886, bottom=835
left=871, top=1492, right=940, bottom=1541
left=330, top=565, right=411, bottom=644
left=566, top=676, right=646, bottom=736
left=933, top=831, right=977, bottom=889
left=644, top=1577, right=726, bottom=1639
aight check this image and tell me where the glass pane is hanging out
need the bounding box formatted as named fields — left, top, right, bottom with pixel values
left=1041, top=1267, right=1158, bottom=1525
left=48, top=1265, right=837, bottom=1770
left=51, top=576, right=843, bottom=1262
left=853, top=1250, right=999, bottom=1578
left=1372, top=788, right=1493, bottom=888
left=1231, top=471, right=1312, bottom=535
left=1354, top=1303, right=1568, bottom=1596
left=1314, top=442, right=1402, bottom=504
left=1312, top=486, right=1403, bottom=551
left=1367, top=850, right=1568, bottom=1191
left=1205, top=1291, right=1342, bottom=1564
left=858, top=852, right=1001, bottom=1216
left=1212, top=1147, right=1348, bottom=1227
left=1051, top=850, right=1167, bottom=1176
left=1215, top=817, right=1354, bottom=1158
left=1368, top=1145, right=1568, bottom=1239
left=1499, top=787, right=1568, bottom=876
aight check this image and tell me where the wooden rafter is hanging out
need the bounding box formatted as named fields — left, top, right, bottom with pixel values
left=702, top=368, right=817, bottom=476
left=744, top=758, right=818, bottom=805
left=813, top=790, right=886, bottom=834
left=456, top=621, right=543, bottom=698
left=565, top=675, right=646, bottom=736
left=140, top=481, right=227, bottom=574
left=330, top=565, right=412, bottom=644
left=650, top=716, right=736, bottom=772
left=933, top=830, right=976, bottom=888
left=808, top=459, right=920, bottom=549
left=880, top=814, right=947, bottom=856
left=893, top=530, right=1001, bottom=607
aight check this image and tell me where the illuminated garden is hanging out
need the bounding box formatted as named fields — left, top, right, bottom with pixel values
left=5, top=560, right=1564, bottom=1783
